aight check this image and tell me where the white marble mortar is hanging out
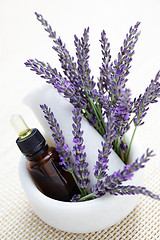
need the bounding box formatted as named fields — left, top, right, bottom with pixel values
left=19, top=84, right=143, bottom=233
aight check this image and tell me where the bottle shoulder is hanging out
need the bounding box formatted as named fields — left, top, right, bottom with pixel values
left=28, top=146, right=59, bottom=168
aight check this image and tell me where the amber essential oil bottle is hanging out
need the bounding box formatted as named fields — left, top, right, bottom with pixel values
left=11, top=115, right=80, bottom=202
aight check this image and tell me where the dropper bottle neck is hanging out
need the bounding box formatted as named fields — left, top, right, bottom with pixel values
left=11, top=114, right=48, bottom=160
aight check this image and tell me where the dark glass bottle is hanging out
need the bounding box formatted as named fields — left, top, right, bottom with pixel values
left=11, top=115, right=80, bottom=202
left=27, top=145, right=80, bottom=201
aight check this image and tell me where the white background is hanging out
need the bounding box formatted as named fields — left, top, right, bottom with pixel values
left=0, top=0, right=160, bottom=176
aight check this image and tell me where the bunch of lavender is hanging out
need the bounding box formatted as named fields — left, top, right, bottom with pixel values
left=25, top=12, right=160, bottom=165
left=40, top=104, right=160, bottom=202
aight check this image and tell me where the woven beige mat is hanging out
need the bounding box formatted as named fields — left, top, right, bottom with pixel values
left=0, top=134, right=160, bottom=240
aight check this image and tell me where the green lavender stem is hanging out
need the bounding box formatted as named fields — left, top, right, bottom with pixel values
left=116, top=137, right=121, bottom=156
left=69, top=170, right=86, bottom=196
left=78, top=192, right=94, bottom=202
left=125, top=126, right=137, bottom=163
left=129, top=115, right=136, bottom=125
left=89, top=98, right=105, bottom=135
left=95, top=102, right=106, bottom=134
left=83, top=84, right=105, bottom=136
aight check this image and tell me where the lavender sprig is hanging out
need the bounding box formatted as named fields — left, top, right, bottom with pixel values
left=94, top=113, right=116, bottom=181
left=133, top=70, right=160, bottom=126
left=90, top=114, right=116, bottom=198
left=108, top=185, right=160, bottom=200
left=98, top=22, right=141, bottom=110
left=35, top=12, right=77, bottom=84
left=126, top=70, right=160, bottom=161
left=113, top=88, right=132, bottom=138
left=115, top=22, right=140, bottom=80
left=25, top=59, right=55, bottom=80
left=97, top=23, right=140, bottom=141
left=74, top=28, right=104, bottom=133
left=98, top=30, right=111, bottom=93
left=74, top=28, right=95, bottom=92
left=80, top=149, right=159, bottom=201
left=111, top=88, right=132, bottom=161
left=74, top=28, right=110, bottom=137
left=25, top=59, right=89, bottom=111
left=35, top=12, right=56, bottom=39
left=90, top=180, right=106, bottom=198
left=72, top=108, right=90, bottom=194
left=105, top=149, right=155, bottom=189
left=110, top=22, right=141, bottom=95
left=40, top=104, right=74, bottom=171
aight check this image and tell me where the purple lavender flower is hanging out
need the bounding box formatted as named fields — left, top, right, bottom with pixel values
left=94, top=113, right=116, bottom=180
left=105, top=149, right=155, bottom=189
left=72, top=108, right=90, bottom=191
left=119, top=140, right=128, bottom=152
left=89, top=149, right=159, bottom=200
left=113, top=88, right=133, bottom=138
left=74, top=28, right=95, bottom=92
left=74, top=28, right=99, bottom=129
left=35, top=12, right=79, bottom=87
left=98, top=30, right=111, bottom=93
left=25, top=58, right=89, bottom=111
left=98, top=93, right=109, bottom=124
left=91, top=180, right=106, bottom=198
left=71, top=194, right=82, bottom=202
left=98, top=22, right=141, bottom=104
left=25, top=59, right=56, bottom=80
left=35, top=13, right=76, bottom=82
left=40, top=104, right=74, bottom=171
left=133, top=70, right=160, bottom=126
left=35, top=12, right=56, bottom=39
left=97, top=23, right=140, bottom=139
left=91, top=113, right=117, bottom=198
left=110, top=22, right=141, bottom=91
left=25, top=58, right=76, bottom=102
left=107, top=185, right=160, bottom=200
